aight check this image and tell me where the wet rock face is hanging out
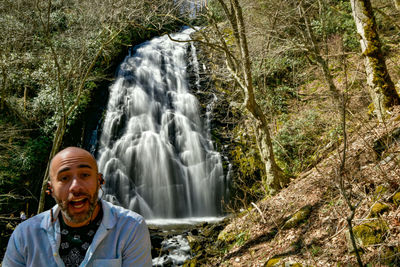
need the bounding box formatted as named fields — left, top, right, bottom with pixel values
left=184, top=220, right=230, bottom=266
left=150, top=227, right=192, bottom=266
left=152, top=234, right=191, bottom=266
left=149, top=220, right=229, bottom=266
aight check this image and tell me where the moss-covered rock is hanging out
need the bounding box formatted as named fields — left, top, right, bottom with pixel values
left=264, top=257, right=281, bottom=267
left=217, top=228, right=237, bottom=244
left=264, top=258, right=303, bottom=267
left=184, top=220, right=230, bottom=266
left=392, top=192, right=400, bottom=206
left=369, top=202, right=390, bottom=217
left=183, top=258, right=197, bottom=267
left=282, top=205, right=312, bottom=230
left=347, top=219, right=388, bottom=251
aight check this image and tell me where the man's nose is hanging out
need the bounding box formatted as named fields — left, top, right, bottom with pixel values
left=69, top=176, right=83, bottom=193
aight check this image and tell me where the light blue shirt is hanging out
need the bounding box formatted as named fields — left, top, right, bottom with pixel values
left=3, top=200, right=152, bottom=267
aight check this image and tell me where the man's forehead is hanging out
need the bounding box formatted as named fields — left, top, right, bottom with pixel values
left=50, top=147, right=98, bottom=176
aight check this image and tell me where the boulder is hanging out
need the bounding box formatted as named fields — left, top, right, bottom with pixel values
left=347, top=219, right=388, bottom=251
left=282, top=205, right=312, bottom=230
left=369, top=202, right=390, bottom=218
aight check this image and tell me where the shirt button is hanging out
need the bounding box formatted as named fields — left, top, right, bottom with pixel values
left=53, top=253, right=57, bottom=257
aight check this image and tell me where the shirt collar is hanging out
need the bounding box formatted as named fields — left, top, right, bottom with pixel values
left=40, top=199, right=117, bottom=230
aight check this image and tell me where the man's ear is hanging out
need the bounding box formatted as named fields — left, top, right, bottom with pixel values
left=46, top=182, right=53, bottom=195
left=98, top=173, right=105, bottom=185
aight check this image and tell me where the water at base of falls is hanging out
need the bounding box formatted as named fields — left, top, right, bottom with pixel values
left=96, top=27, right=229, bottom=220
left=152, top=234, right=191, bottom=267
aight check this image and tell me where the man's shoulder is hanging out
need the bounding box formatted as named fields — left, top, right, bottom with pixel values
left=12, top=210, right=50, bottom=234
left=102, top=200, right=146, bottom=225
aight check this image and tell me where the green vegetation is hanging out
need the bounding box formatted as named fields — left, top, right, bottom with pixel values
left=351, top=219, right=389, bottom=248
left=0, top=0, right=190, bottom=255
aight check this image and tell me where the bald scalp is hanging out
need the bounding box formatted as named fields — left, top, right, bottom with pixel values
left=49, top=147, right=98, bottom=179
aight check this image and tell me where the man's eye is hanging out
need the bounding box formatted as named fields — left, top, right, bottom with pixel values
left=60, top=176, right=69, bottom=182
left=81, top=173, right=90, bottom=178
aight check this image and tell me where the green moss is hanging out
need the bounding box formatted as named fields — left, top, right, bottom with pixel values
left=183, top=258, right=197, bottom=267
left=264, top=257, right=281, bottom=267
left=352, top=219, right=388, bottom=247
left=360, top=0, right=400, bottom=108
left=380, top=246, right=400, bottom=265
left=282, top=205, right=312, bottom=230
left=375, top=185, right=387, bottom=195
left=217, top=229, right=236, bottom=243
left=392, top=192, right=400, bottom=206
left=369, top=202, right=390, bottom=218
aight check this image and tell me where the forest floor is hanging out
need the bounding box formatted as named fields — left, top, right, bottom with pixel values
left=207, top=106, right=400, bottom=266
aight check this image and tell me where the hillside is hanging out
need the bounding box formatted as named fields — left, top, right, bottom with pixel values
left=206, top=106, right=400, bottom=266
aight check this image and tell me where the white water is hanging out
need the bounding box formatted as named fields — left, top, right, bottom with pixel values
left=96, top=28, right=229, bottom=220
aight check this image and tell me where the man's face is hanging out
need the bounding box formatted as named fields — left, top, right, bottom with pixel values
left=49, top=148, right=100, bottom=227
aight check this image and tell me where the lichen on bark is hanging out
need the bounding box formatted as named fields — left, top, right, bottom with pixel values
left=351, top=0, right=400, bottom=120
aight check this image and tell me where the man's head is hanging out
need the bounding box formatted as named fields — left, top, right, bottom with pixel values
left=49, top=147, right=102, bottom=227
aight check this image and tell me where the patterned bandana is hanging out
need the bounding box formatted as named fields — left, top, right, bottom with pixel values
left=58, top=203, right=103, bottom=267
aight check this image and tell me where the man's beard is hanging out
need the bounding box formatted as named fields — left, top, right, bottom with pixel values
left=55, top=187, right=99, bottom=224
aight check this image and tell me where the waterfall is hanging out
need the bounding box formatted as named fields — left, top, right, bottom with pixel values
left=96, top=28, right=228, bottom=220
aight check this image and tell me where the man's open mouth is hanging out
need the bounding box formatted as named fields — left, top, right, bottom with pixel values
left=69, top=198, right=88, bottom=209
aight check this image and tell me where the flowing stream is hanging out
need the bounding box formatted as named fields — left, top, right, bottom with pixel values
left=96, top=28, right=229, bottom=223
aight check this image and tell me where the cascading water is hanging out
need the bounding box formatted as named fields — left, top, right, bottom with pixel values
left=96, top=28, right=229, bottom=220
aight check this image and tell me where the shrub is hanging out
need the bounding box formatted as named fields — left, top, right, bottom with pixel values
left=273, top=109, right=332, bottom=175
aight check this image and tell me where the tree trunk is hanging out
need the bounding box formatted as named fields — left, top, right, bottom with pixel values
left=1, top=66, right=7, bottom=111
left=23, top=86, right=27, bottom=112
left=350, top=0, right=400, bottom=121
left=37, top=120, right=66, bottom=213
left=231, top=0, right=288, bottom=193
left=251, top=105, right=289, bottom=193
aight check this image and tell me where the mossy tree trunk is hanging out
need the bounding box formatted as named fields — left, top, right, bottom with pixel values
left=394, top=0, right=400, bottom=10
left=209, top=0, right=289, bottom=194
left=350, top=0, right=400, bottom=121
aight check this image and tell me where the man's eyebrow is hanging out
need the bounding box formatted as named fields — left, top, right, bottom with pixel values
left=57, top=164, right=93, bottom=175
left=78, top=164, right=93, bottom=169
left=57, top=167, right=71, bottom=175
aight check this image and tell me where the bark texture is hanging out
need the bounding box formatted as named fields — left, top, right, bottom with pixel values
left=350, top=0, right=400, bottom=121
left=395, top=0, right=400, bottom=10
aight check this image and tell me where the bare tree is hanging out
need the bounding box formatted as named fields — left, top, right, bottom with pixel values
left=297, top=1, right=340, bottom=101
left=337, top=54, right=364, bottom=267
left=205, top=0, right=289, bottom=194
left=350, top=0, right=400, bottom=121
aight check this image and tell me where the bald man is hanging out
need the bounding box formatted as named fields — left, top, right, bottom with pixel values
left=3, top=147, right=152, bottom=267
